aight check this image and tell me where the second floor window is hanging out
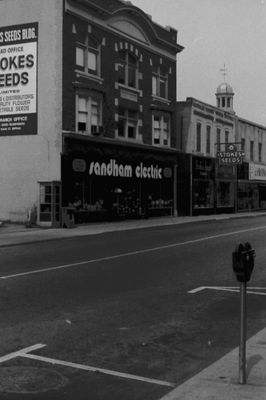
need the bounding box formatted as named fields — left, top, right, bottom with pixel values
left=250, top=140, right=254, bottom=161
left=196, top=123, right=201, bottom=152
left=152, top=114, right=170, bottom=146
left=206, top=126, right=211, bottom=154
left=152, top=66, right=168, bottom=99
left=77, top=94, right=102, bottom=134
left=225, top=130, right=229, bottom=144
left=259, top=142, right=262, bottom=163
left=216, top=128, right=221, bottom=152
left=118, top=51, right=138, bottom=88
left=241, top=138, right=245, bottom=152
left=118, top=107, right=138, bottom=139
left=76, top=36, right=100, bottom=76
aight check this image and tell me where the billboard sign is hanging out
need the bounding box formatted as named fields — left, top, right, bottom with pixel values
left=0, top=22, right=38, bottom=136
left=217, top=144, right=245, bottom=165
left=249, top=163, right=266, bottom=181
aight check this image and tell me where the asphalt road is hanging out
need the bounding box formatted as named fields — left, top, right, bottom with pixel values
left=1, top=216, right=266, bottom=399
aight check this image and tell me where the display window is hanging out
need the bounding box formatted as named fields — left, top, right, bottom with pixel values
left=193, top=179, right=214, bottom=209
left=237, top=183, right=259, bottom=210
left=61, top=145, right=175, bottom=223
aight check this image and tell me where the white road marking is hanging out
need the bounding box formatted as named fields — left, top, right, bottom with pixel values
left=0, top=343, right=175, bottom=387
left=21, top=353, right=175, bottom=387
left=188, top=286, right=266, bottom=296
left=0, top=344, right=46, bottom=363
left=1, top=225, right=266, bottom=280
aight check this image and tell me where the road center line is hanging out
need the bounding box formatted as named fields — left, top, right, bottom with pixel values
left=21, top=352, right=175, bottom=387
left=1, top=225, right=266, bottom=280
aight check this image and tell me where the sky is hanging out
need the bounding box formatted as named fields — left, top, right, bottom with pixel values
left=131, top=0, right=266, bottom=126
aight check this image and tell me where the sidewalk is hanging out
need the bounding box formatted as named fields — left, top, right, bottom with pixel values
left=159, top=327, right=266, bottom=400
left=0, top=211, right=266, bottom=247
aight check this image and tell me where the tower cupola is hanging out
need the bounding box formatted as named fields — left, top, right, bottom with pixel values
left=216, top=65, right=235, bottom=113
left=216, top=82, right=234, bottom=113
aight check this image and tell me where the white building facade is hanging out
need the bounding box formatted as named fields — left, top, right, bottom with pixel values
left=0, top=0, right=63, bottom=223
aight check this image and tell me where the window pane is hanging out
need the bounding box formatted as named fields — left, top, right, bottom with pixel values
left=206, top=126, right=211, bottom=153
left=217, top=128, right=221, bottom=151
left=225, top=131, right=229, bottom=144
left=91, top=102, right=100, bottom=125
left=78, top=122, right=86, bottom=131
left=118, top=118, right=125, bottom=137
left=118, top=64, right=125, bottom=84
left=78, top=112, right=87, bottom=123
left=78, top=97, right=87, bottom=112
left=76, top=47, right=85, bottom=67
left=152, top=76, right=157, bottom=96
left=153, top=116, right=161, bottom=144
left=159, top=77, right=167, bottom=98
left=88, top=50, right=97, bottom=71
left=128, top=123, right=136, bottom=138
left=163, top=117, right=169, bottom=145
left=196, top=123, right=201, bottom=152
left=250, top=141, right=254, bottom=161
left=128, top=65, right=136, bottom=87
left=259, top=143, right=262, bottom=162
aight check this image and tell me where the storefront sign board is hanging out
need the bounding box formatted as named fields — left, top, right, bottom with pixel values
left=217, top=144, right=245, bottom=165
left=249, top=163, right=266, bottom=181
left=0, top=22, right=38, bottom=136
left=72, top=157, right=172, bottom=180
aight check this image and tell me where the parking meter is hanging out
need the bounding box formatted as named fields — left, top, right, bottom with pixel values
left=232, top=242, right=255, bottom=384
left=232, top=242, right=255, bottom=282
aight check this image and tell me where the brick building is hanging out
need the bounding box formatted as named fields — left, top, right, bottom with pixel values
left=0, top=0, right=183, bottom=225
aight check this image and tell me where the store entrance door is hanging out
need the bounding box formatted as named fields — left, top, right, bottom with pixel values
left=39, top=181, right=61, bottom=227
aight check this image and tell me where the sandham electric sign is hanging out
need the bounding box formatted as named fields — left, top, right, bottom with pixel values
left=0, top=22, right=38, bottom=136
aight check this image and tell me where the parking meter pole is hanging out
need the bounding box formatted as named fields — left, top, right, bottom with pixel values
left=239, top=281, right=246, bottom=384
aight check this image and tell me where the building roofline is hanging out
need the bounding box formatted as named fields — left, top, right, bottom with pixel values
left=237, top=116, right=266, bottom=130
left=177, top=97, right=266, bottom=130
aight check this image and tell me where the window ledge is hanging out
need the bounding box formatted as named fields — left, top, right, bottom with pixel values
left=118, top=83, right=141, bottom=95
left=75, top=69, right=104, bottom=84
left=152, top=143, right=170, bottom=148
left=152, top=95, right=171, bottom=105
left=116, top=135, right=143, bottom=143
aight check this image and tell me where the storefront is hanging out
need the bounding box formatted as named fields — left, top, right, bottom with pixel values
left=216, top=164, right=235, bottom=212
left=176, top=154, right=236, bottom=216
left=192, top=156, right=215, bottom=214
left=61, top=137, right=177, bottom=225
left=237, top=162, right=266, bottom=211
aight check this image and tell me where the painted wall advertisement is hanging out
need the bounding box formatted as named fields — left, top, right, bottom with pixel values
left=0, top=22, right=38, bottom=136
